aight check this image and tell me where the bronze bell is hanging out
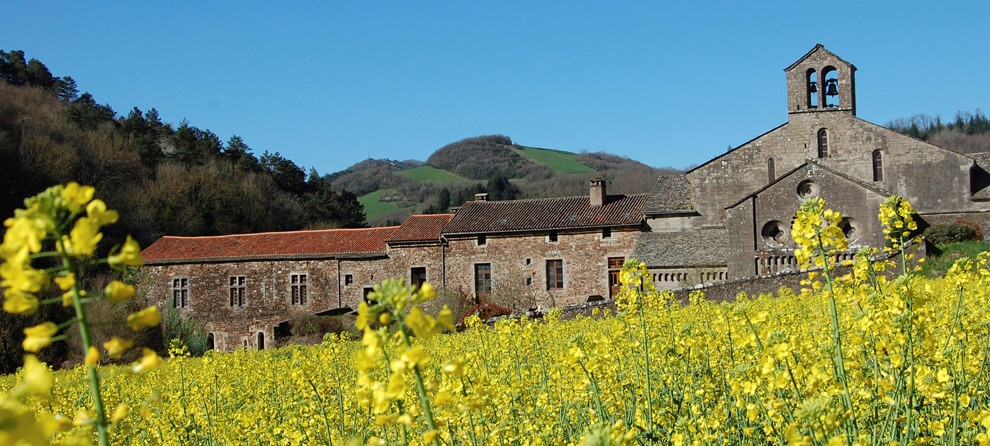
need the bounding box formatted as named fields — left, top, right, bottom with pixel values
left=825, top=79, right=839, bottom=96
left=808, top=81, right=817, bottom=93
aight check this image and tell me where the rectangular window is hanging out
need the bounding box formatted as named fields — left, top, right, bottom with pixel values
left=546, top=260, right=563, bottom=289
left=410, top=267, right=427, bottom=290
left=548, top=230, right=558, bottom=242
left=477, top=234, right=487, bottom=246
left=290, top=273, right=308, bottom=306
left=608, top=257, right=624, bottom=298
left=229, top=276, right=246, bottom=307
left=474, top=263, right=492, bottom=299
left=602, top=227, right=612, bottom=239
left=171, top=277, right=189, bottom=308
left=344, top=274, right=353, bottom=286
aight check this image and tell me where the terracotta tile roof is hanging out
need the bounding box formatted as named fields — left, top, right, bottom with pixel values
left=386, top=214, right=453, bottom=243
left=142, top=226, right=398, bottom=264
left=442, top=194, right=648, bottom=235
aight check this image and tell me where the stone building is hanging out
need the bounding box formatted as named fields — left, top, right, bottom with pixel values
left=634, top=44, right=990, bottom=282
left=141, top=44, right=990, bottom=351
left=141, top=181, right=647, bottom=351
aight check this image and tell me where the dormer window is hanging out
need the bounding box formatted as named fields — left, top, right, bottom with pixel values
left=817, top=129, right=829, bottom=158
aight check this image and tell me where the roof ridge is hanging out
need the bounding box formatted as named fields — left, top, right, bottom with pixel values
left=154, top=226, right=399, bottom=240
left=466, top=193, right=650, bottom=205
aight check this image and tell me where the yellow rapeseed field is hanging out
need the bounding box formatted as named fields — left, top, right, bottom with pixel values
left=4, top=185, right=990, bottom=445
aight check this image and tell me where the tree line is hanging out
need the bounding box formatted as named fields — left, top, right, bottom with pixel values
left=886, top=110, right=990, bottom=154
left=0, top=49, right=366, bottom=246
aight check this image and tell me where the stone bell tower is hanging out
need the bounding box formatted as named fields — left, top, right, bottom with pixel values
left=784, top=44, right=857, bottom=116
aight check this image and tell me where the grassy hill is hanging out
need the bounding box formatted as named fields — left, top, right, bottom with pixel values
left=333, top=135, right=677, bottom=225
left=396, top=165, right=469, bottom=182
left=357, top=189, right=403, bottom=218
left=513, top=146, right=596, bottom=174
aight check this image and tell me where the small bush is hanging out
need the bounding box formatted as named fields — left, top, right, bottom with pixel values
left=164, top=306, right=210, bottom=356
left=462, top=303, right=512, bottom=322
left=923, top=221, right=980, bottom=246
left=290, top=314, right=347, bottom=337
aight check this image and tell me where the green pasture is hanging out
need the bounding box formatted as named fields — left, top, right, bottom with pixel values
left=514, top=146, right=595, bottom=174
left=396, top=165, right=468, bottom=182
left=358, top=189, right=402, bottom=222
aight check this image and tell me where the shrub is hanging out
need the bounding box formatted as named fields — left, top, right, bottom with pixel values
left=163, top=306, right=210, bottom=356
left=923, top=221, right=980, bottom=245
left=290, top=314, right=347, bottom=338
left=462, top=302, right=511, bottom=322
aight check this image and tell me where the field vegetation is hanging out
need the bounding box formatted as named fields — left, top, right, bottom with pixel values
left=512, top=146, right=596, bottom=175
left=6, top=188, right=990, bottom=446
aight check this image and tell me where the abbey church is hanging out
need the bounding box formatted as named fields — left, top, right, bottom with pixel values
left=141, top=45, right=990, bottom=351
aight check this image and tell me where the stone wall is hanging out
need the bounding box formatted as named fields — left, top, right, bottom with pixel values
left=144, top=258, right=372, bottom=352
left=443, top=227, right=640, bottom=309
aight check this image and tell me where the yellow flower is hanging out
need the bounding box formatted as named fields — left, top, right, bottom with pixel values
left=85, top=199, right=119, bottom=226
left=20, top=354, right=52, bottom=397
left=127, top=306, right=162, bottom=331
left=419, top=282, right=437, bottom=300
left=61, top=182, right=95, bottom=213
left=3, top=289, right=39, bottom=315
left=442, top=357, right=466, bottom=376
left=132, top=348, right=163, bottom=373
left=1, top=246, right=47, bottom=294
left=104, top=280, right=136, bottom=304
left=110, top=404, right=129, bottom=424
left=60, top=217, right=103, bottom=257
left=54, top=273, right=75, bottom=291
left=1, top=216, right=47, bottom=256
left=108, top=235, right=143, bottom=267
left=103, top=336, right=134, bottom=358
left=85, top=346, right=100, bottom=367
left=22, top=322, right=58, bottom=353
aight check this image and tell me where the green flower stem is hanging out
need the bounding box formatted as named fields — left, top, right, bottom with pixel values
left=635, top=283, right=656, bottom=442
left=813, top=227, right=858, bottom=438
left=59, top=244, right=110, bottom=446
left=396, top=327, right=441, bottom=446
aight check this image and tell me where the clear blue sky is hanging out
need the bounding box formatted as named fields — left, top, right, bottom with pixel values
left=4, top=1, right=987, bottom=174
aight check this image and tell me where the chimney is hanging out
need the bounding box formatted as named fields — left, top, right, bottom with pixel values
left=590, top=178, right=606, bottom=206
left=474, top=193, right=489, bottom=201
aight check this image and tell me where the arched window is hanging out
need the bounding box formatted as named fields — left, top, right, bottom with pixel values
left=817, top=129, right=829, bottom=158
left=872, top=150, right=883, bottom=181
left=768, top=158, right=776, bottom=183
left=207, top=333, right=215, bottom=351
left=257, top=331, right=265, bottom=350
left=806, top=69, right=818, bottom=109
left=822, top=67, right=839, bottom=107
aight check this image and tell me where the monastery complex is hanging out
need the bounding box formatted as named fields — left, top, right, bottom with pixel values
left=141, top=45, right=990, bottom=351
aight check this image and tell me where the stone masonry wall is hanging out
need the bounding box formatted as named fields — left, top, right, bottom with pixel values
left=145, top=258, right=379, bottom=352
left=443, top=227, right=640, bottom=310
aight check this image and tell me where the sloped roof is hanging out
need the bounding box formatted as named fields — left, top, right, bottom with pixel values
left=442, top=194, right=649, bottom=235
left=142, top=226, right=398, bottom=264
left=784, top=44, right=857, bottom=71
left=632, top=228, right=728, bottom=267
left=725, top=159, right=891, bottom=210
left=644, top=174, right=696, bottom=215
left=387, top=214, right=452, bottom=243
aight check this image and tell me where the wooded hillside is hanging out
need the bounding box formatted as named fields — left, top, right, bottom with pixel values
left=1, top=50, right=366, bottom=251
left=333, top=135, right=677, bottom=226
